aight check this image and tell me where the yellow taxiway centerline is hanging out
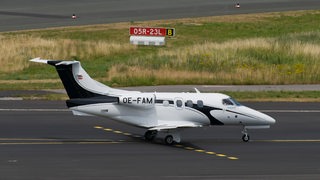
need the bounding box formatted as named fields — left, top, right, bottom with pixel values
left=94, top=125, right=240, bottom=160
left=0, top=141, right=122, bottom=145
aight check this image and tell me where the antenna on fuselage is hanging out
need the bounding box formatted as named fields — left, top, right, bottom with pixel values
left=194, top=88, right=200, bottom=93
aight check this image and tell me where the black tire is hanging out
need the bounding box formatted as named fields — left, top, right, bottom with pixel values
left=144, top=130, right=157, bottom=141
left=242, top=134, right=250, bottom=142
left=165, top=135, right=174, bottom=145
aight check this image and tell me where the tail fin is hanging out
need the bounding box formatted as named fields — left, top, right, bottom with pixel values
left=30, top=58, right=124, bottom=99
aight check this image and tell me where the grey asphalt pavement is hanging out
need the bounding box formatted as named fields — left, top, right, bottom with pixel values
left=1, top=0, right=320, bottom=32
left=0, top=84, right=319, bottom=99
left=0, top=100, right=319, bottom=179
left=1, top=0, right=320, bottom=179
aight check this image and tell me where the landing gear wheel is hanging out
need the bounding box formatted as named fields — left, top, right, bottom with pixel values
left=242, top=134, right=250, bottom=142
left=165, top=135, right=174, bottom=145
left=144, top=130, right=157, bottom=141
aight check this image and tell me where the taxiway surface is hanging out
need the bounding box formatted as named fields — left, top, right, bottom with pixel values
left=1, top=0, right=320, bottom=179
left=0, top=100, right=319, bottom=179
left=1, top=0, right=320, bottom=32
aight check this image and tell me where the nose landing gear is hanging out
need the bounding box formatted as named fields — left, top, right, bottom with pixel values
left=242, top=127, right=250, bottom=142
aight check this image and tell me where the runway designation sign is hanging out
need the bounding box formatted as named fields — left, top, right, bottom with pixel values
left=129, top=27, right=175, bottom=37
left=129, top=27, right=175, bottom=46
left=130, top=27, right=166, bottom=36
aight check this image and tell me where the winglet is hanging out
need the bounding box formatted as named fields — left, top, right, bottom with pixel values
left=30, top=57, right=48, bottom=64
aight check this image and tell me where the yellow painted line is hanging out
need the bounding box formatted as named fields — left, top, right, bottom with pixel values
left=174, top=144, right=183, bottom=148
left=195, top=149, right=205, bottom=153
left=0, top=138, right=115, bottom=142
left=228, top=157, right=239, bottom=160
left=205, top=151, right=216, bottom=155
left=216, top=154, right=227, bottom=157
left=0, top=138, right=55, bottom=141
left=95, top=126, right=137, bottom=139
left=113, top=130, right=123, bottom=134
left=176, top=146, right=232, bottom=159
left=258, top=139, right=320, bottom=143
left=0, top=141, right=123, bottom=145
left=0, top=142, right=64, bottom=145
left=94, top=126, right=103, bottom=129
left=93, top=126, right=240, bottom=161
left=261, top=110, right=320, bottom=113
left=184, top=147, right=195, bottom=150
left=77, top=142, right=121, bottom=144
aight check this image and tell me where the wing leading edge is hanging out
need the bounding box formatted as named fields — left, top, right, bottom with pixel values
left=148, top=121, right=202, bottom=131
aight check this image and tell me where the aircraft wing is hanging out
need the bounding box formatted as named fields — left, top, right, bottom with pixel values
left=148, top=121, right=202, bottom=131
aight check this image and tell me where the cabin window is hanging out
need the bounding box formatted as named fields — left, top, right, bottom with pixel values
left=176, top=100, right=183, bottom=108
left=197, top=100, right=203, bottom=108
left=186, top=100, right=193, bottom=107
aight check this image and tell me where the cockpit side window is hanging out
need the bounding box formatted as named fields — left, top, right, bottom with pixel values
left=222, top=98, right=242, bottom=106
left=223, top=98, right=234, bottom=106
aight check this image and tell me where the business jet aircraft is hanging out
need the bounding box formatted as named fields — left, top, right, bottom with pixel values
left=30, top=58, right=276, bottom=145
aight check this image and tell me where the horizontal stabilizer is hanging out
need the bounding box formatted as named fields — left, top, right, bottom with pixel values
left=30, top=57, right=48, bottom=64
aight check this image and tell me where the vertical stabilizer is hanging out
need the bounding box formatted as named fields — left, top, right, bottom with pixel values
left=30, top=58, right=113, bottom=99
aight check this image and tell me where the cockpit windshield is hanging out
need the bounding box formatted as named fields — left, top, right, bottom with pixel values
left=230, top=98, right=242, bottom=106
left=222, top=98, right=242, bottom=106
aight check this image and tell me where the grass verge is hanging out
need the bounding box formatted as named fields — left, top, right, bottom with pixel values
left=14, top=91, right=320, bottom=102
left=1, top=10, right=320, bottom=89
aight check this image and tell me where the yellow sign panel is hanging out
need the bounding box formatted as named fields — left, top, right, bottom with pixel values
left=166, top=28, right=175, bottom=37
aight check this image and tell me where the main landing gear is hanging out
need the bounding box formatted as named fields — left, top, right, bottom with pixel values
left=241, top=127, right=250, bottom=142
left=144, top=130, right=181, bottom=145
left=144, top=130, right=157, bottom=141
left=164, top=135, right=174, bottom=145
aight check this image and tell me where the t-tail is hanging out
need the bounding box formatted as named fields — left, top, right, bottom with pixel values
left=30, top=57, right=131, bottom=99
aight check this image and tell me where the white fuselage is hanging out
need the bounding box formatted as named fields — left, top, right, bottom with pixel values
left=30, top=58, right=276, bottom=143
left=70, top=92, right=275, bottom=129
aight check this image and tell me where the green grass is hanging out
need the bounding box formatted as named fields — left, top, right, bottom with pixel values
left=223, top=91, right=320, bottom=102
left=11, top=91, right=320, bottom=102
left=1, top=10, right=320, bottom=89
left=0, top=82, right=63, bottom=90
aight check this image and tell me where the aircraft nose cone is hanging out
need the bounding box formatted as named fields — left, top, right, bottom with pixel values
left=265, top=115, right=276, bottom=125
left=239, top=106, right=276, bottom=125
left=256, top=111, right=276, bottom=125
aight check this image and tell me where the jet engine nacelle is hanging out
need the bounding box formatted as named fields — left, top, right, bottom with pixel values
left=119, top=94, right=155, bottom=109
